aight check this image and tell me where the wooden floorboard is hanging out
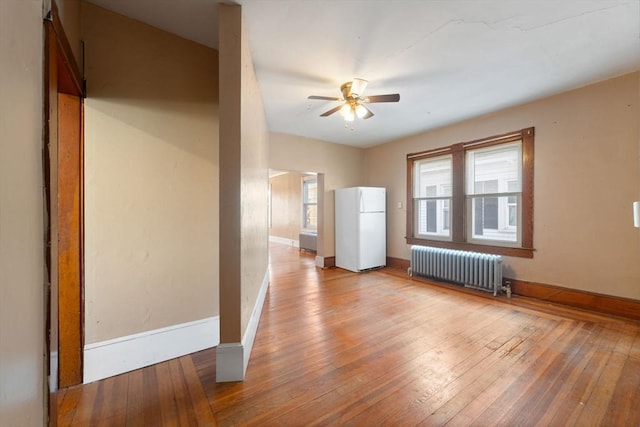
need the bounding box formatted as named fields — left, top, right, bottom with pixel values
left=57, top=242, right=640, bottom=426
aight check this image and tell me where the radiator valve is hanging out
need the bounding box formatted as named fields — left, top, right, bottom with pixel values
left=502, top=280, right=512, bottom=298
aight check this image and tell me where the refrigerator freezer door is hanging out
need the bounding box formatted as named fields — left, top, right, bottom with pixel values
left=358, top=212, right=386, bottom=270
left=360, top=187, right=386, bottom=213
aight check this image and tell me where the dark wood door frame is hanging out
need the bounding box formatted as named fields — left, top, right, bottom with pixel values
left=44, top=0, right=85, bottom=402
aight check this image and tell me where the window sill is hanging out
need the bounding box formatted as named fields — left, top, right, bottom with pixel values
left=406, top=237, right=534, bottom=258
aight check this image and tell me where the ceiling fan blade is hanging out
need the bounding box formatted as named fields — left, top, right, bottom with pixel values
left=364, top=94, right=400, bottom=103
left=320, top=104, right=343, bottom=117
left=360, top=104, right=374, bottom=120
left=308, top=95, right=341, bottom=101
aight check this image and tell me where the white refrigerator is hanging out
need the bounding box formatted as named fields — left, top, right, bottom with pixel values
left=335, top=187, right=386, bottom=272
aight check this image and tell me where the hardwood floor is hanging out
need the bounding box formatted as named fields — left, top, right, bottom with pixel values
left=56, top=243, right=640, bottom=426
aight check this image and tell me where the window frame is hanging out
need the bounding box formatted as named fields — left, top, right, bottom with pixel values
left=406, top=127, right=534, bottom=258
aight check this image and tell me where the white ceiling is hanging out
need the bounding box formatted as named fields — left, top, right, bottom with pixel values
left=86, top=0, right=640, bottom=148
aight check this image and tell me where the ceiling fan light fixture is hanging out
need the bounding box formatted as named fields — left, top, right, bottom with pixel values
left=340, top=103, right=355, bottom=121
left=355, top=103, right=367, bottom=119
left=344, top=108, right=355, bottom=122
left=350, top=78, right=368, bottom=97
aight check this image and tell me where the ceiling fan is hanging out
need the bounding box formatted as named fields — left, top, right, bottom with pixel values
left=308, top=78, right=400, bottom=122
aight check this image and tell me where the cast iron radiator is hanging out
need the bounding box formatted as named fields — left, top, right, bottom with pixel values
left=299, top=232, right=317, bottom=252
left=409, top=245, right=503, bottom=296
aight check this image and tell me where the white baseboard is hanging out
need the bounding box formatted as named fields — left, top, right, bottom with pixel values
left=215, top=343, right=244, bottom=382
left=216, top=269, right=270, bottom=382
left=269, top=235, right=299, bottom=247
left=84, top=316, right=219, bottom=384
left=242, top=269, right=270, bottom=373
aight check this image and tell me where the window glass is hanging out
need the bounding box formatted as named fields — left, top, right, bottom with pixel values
left=507, top=180, right=518, bottom=228
left=467, top=142, right=521, bottom=243
left=442, top=184, right=451, bottom=231
left=302, top=176, right=317, bottom=230
left=413, top=155, right=452, bottom=238
left=466, top=143, right=521, bottom=195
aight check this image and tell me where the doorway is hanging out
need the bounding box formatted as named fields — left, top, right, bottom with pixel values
left=268, top=170, right=326, bottom=265
left=44, top=2, right=85, bottom=398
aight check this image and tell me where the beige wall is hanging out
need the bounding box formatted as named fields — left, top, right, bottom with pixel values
left=219, top=4, right=269, bottom=343
left=239, top=18, right=269, bottom=336
left=0, top=0, right=45, bottom=424
left=365, top=72, right=640, bottom=300
left=81, top=3, right=219, bottom=343
left=270, top=133, right=365, bottom=257
left=269, top=172, right=303, bottom=241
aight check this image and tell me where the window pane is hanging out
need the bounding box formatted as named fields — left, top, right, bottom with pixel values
left=484, top=197, right=499, bottom=229
left=474, top=198, right=483, bottom=235
left=415, top=198, right=450, bottom=237
left=302, top=176, right=318, bottom=230
left=443, top=199, right=450, bottom=230
left=507, top=180, right=518, bottom=227
left=304, top=204, right=317, bottom=229
left=413, top=155, right=452, bottom=238
left=509, top=205, right=517, bottom=227
left=475, top=179, right=498, bottom=194
left=426, top=200, right=437, bottom=232
left=303, top=178, right=317, bottom=203
left=467, top=142, right=521, bottom=195
left=418, top=199, right=427, bottom=233
left=467, top=143, right=521, bottom=244
left=471, top=196, right=517, bottom=242
left=414, top=156, right=452, bottom=197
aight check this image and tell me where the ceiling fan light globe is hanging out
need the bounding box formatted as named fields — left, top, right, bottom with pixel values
left=344, top=110, right=355, bottom=122
left=342, top=105, right=355, bottom=122
left=351, top=78, right=368, bottom=97
left=355, top=104, right=367, bottom=119
left=340, top=103, right=351, bottom=118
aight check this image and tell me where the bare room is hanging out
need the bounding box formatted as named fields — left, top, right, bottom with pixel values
left=2, top=0, right=639, bottom=425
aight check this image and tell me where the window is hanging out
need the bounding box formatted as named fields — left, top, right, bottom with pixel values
left=414, top=156, right=452, bottom=238
left=302, top=175, right=317, bottom=230
left=407, top=128, right=534, bottom=258
left=467, top=142, right=521, bottom=243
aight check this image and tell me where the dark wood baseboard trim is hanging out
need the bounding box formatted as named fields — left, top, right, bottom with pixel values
left=383, top=256, right=640, bottom=321
left=323, top=256, right=335, bottom=268
left=508, top=278, right=640, bottom=322
left=387, top=256, right=410, bottom=271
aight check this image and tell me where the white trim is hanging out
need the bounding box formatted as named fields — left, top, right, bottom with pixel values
left=242, top=269, right=269, bottom=372
left=269, top=235, right=299, bottom=247
left=84, top=316, right=219, bottom=384
left=216, top=269, right=270, bottom=382
left=315, top=255, right=325, bottom=268
left=49, top=351, right=58, bottom=392
left=215, top=343, right=244, bottom=382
